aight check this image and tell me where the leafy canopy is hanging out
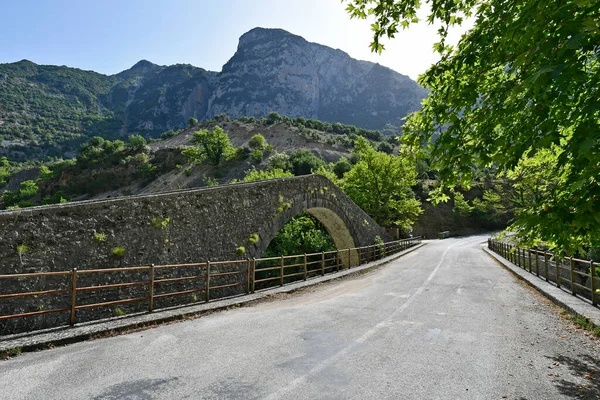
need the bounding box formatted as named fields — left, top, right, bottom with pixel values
left=342, top=137, right=422, bottom=227
left=182, top=126, right=235, bottom=166
left=344, top=0, right=600, bottom=251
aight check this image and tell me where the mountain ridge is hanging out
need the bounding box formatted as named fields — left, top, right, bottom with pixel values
left=0, top=27, right=427, bottom=161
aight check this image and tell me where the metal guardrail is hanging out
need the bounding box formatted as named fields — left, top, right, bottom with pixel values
left=488, top=238, right=599, bottom=306
left=0, top=237, right=421, bottom=329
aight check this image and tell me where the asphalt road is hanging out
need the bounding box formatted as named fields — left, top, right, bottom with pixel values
left=1, top=235, right=599, bottom=400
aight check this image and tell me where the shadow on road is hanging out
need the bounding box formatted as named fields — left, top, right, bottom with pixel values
left=546, top=354, right=599, bottom=399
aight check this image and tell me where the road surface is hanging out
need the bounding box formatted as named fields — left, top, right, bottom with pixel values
left=1, top=235, right=599, bottom=399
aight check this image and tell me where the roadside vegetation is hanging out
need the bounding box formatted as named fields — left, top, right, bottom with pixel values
left=344, top=0, right=599, bottom=260
left=0, top=112, right=514, bottom=256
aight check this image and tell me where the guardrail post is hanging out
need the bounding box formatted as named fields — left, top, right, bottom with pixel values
left=556, top=257, right=561, bottom=288
left=570, top=257, right=576, bottom=295
left=590, top=260, right=597, bottom=306
left=321, top=251, right=325, bottom=276
left=206, top=261, right=211, bottom=302
left=303, top=253, right=307, bottom=281
left=246, top=259, right=251, bottom=294
left=544, top=253, right=549, bottom=282
left=280, top=256, right=284, bottom=286
left=535, top=251, right=539, bottom=276
left=528, top=250, right=532, bottom=273
left=347, top=248, right=351, bottom=268
left=336, top=250, right=340, bottom=272
left=252, top=258, right=256, bottom=293
left=148, top=264, right=155, bottom=312
left=70, top=267, right=78, bottom=326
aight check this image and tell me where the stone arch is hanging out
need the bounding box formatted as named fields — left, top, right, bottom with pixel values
left=252, top=192, right=362, bottom=268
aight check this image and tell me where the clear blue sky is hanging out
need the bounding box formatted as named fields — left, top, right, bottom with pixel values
left=0, top=0, right=470, bottom=80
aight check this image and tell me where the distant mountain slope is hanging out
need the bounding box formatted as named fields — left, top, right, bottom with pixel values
left=210, top=28, right=427, bottom=129
left=0, top=27, right=427, bottom=161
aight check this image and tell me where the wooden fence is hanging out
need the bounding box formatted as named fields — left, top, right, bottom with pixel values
left=0, top=237, right=421, bottom=331
left=488, top=238, right=599, bottom=306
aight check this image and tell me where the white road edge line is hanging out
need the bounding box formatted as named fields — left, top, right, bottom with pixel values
left=263, top=239, right=464, bottom=400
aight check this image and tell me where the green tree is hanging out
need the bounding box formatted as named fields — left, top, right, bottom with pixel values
left=333, top=157, right=352, bottom=179
left=264, top=212, right=336, bottom=257
left=188, top=117, right=198, bottom=127
left=266, top=112, right=282, bottom=125
left=267, top=152, right=292, bottom=172
left=343, top=137, right=421, bottom=227
left=2, top=180, right=38, bottom=208
left=377, top=141, right=394, bottom=155
left=344, top=0, right=600, bottom=251
left=182, top=126, right=235, bottom=166
left=250, top=149, right=264, bottom=163
left=288, top=149, right=325, bottom=176
left=249, top=134, right=267, bottom=150
left=126, top=134, right=147, bottom=152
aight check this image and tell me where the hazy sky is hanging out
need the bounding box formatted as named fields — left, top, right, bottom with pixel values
left=0, top=0, right=472, bottom=81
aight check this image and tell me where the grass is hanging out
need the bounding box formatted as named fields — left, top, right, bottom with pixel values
left=0, top=347, right=22, bottom=360
left=561, top=310, right=600, bottom=337
left=113, top=308, right=126, bottom=317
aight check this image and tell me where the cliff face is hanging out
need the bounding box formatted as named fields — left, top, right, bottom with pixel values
left=208, top=28, right=427, bottom=129
left=0, top=27, right=427, bottom=161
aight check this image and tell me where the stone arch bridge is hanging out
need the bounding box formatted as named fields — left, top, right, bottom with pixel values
left=0, top=175, right=388, bottom=274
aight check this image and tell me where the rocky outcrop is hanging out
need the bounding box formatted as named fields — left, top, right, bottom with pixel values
left=0, top=27, right=427, bottom=161
left=208, top=28, right=427, bottom=129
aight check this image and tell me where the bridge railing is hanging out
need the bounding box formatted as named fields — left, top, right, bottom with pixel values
left=0, top=237, right=421, bottom=334
left=488, top=238, right=599, bottom=306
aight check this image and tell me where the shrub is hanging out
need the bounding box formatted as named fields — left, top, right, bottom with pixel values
left=249, top=134, right=266, bottom=150
left=288, top=149, right=325, bottom=176
left=333, top=157, right=352, bottom=178
left=127, top=135, right=147, bottom=151
left=112, top=246, right=125, bottom=257
left=250, top=149, right=264, bottom=163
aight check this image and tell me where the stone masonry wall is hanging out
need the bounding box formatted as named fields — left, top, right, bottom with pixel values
left=0, top=175, right=388, bottom=334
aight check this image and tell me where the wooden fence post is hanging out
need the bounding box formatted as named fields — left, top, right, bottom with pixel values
left=206, top=261, right=211, bottom=302
left=544, top=253, right=549, bottom=282
left=280, top=256, right=284, bottom=286
left=303, top=253, right=307, bottom=281
left=321, top=251, right=325, bottom=276
left=252, top=258, right=256, bottom=293
left=70, top=267, right=78, bottom=326
left=148, top=264, right=155, bottom=312
left=246, top=259, right=251, bottom=294
left=590, top=260, right=597, bottom=306
left=570, top=257, right=576, bottom=295
left=555, top=257, right=561, bottom=288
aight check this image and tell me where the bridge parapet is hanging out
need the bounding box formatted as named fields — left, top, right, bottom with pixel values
left=0, top=175, right=387, bottom=275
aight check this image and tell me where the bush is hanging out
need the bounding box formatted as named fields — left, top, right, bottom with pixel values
left=288, top=149, right=325, bottom=176
left=188, top=117, right=198, bottom=127
left=377, top=141, right=394, bottom=154
left=250, top=149, right=264, bottom=163
left=127, top=135, right=147, bottom=151
left=333, top=157, right=352, bottom=178
left=249, top=134, right=266, bottom=150
left=267, top=153, right=291, bottom=171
